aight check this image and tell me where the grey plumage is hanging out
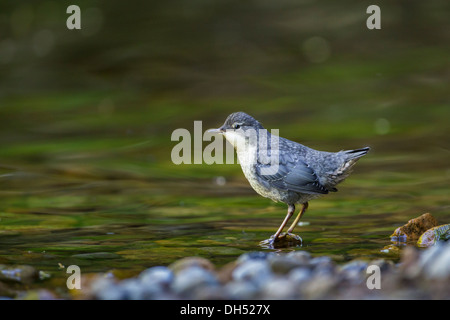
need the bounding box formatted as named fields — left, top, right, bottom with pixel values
left=209, top=111, right=369, bottom=243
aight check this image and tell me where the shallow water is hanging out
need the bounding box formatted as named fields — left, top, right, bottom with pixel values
left=0, top=135, right=448, bottom=292
left=0, top=0, right=449, bottom=295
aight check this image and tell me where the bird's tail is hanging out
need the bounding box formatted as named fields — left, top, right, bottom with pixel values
left=322, top=147, right=370, bottom=191
left=344, top=147, right=370, bottom=160
left=334, top=147, right=370, bottom=181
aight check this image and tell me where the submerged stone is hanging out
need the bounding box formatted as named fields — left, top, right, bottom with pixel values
left=0, top=265, right=39, bottom=284
left=260, top=232, right=302, bottom=249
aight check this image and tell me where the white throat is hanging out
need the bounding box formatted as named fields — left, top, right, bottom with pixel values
left=222, top=130, right=258, bottom=168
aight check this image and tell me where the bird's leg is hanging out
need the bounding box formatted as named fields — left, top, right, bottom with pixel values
left=272, top=204, right=295, bottom=240
left=287, top=202, right=309, bottom=234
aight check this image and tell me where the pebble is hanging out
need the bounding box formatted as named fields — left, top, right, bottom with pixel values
left=420, top=241, right=450, bottom=279
left=288, top=267, right=312, bottom=285
left=120, top=278, right=148, bottom=300
left=224, top=280, right=259, bottom=299
left=6, top=240, right=449, bottom=300
left=339, top=260, right=368, bottom=284
left=236, top=251, right=274, bottom=263
left=139, top=266, right=173, bottom=289
left=286, top=250, right=311, bottom=263
left=171, top=266, right=219, bottom=297
left=91, top=277, right=124, bottom=300
left=268, top=254, right=309, bottom=274
left=81, top=241, right=450, bottom=299
left=260, top=277, right=299, bottom=299
left=232, top=259, right=273, bottom=288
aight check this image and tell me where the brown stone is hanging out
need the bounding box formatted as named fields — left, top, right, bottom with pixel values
left=417, top=224, right=450, bottom=247
left=216, top=260, right=237, bottom=284
left=390, top=213, right=438, bottom=242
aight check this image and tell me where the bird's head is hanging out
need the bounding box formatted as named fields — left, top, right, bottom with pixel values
left=208, top=112, right=265, bottom=150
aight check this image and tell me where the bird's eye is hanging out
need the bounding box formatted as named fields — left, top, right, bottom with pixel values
left=233, top=123, right=241, bottom=129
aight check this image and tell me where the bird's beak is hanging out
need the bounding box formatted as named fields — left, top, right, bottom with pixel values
left=207, top=127, right=224, bottom=134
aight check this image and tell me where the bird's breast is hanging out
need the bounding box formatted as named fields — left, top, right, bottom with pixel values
left=236, top=146, right=290, bottom=203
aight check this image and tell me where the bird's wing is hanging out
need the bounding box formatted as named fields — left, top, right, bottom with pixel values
left=254, top=142, right=329, bottom=195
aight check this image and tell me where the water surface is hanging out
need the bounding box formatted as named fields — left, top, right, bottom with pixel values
left=0, top=0, right=448, bottom=295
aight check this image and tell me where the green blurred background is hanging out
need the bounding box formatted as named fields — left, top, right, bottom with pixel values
left=0, top=0, right=448, bottom=291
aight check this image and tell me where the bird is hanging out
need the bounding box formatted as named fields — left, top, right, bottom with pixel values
left=208, top=112, right=369, bottom=245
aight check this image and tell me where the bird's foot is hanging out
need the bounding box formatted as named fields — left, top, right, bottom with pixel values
left=260, top=232, right=302, bottom=249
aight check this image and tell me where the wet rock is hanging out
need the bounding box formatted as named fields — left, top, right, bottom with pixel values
left=369, top=259, right=395, bottom=273
left=216, top=261, right=237, bottom=284
left=169, top=257, right=215, bottom=274
left=339, top=260, right=368, bottom=284
left=309, top=256, right=335, bottom=270
left=0, top=265, right=39, bottom=284
left=399, top=246, right=422, bottom=278
left=310, top=255, right=333, bottom=267
left=287, top=267, right=312, bottom=285
left=417, top=224, right=450, bottom=247
left=138, top=266, right=174, bottom=298
left=302, top=272, right=339, bottom=299
left=224, top=280, right=259, bottom=299
left=90, top=277, right=125, bottom=300
left=286, top=250, right=311, bottom=264
left=260, top=233, right=302, bottom=248
left=193, top=285, right=229, bottom=300
left=260, top=277, right=299, bottom=299
left=268, top=254, right=309, bottom=275
left=236, top=251, right=274, bottom=263
left=171, top=266, right=219, bottom=297
left=419, top=241, right=450, bottom=279
left=62, top=246, right=450, bottom=300
left=139, top=266, right=173, bottom=287
left=390, top=213, right=438, bottom=242
left=120, top=278, right=148, bottom=300
left=232, top=259, right=273, bottom=288
left=310, top=256, right=336, bottom=276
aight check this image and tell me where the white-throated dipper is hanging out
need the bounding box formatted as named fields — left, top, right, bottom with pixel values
left=208, top=112, right=369, bottom=245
